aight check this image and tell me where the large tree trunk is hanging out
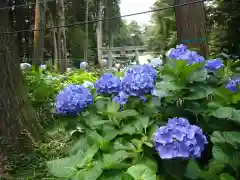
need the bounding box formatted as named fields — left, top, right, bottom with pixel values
left=96, top=0, right=103, bottom=68
left=84, top=0, right=89, bottom=61
left=174, top=0, right=208, bottom=58
left=0, top=1, right=44, bottom=176
left=33, top=0, right=46, bottom=66
left=57, top=0, right=67, bottom=72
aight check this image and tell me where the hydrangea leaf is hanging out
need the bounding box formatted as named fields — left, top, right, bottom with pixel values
left=126, top=164, right=156, bottom=180
left=220, top=173, right=236, bottom=180
left=103, top=150, right=132, bottom=169
left=115, top=109, right=139, bottom=120
left=184, top=160, right=201, bottom=179
left=76, top=161, right=103, bottom=180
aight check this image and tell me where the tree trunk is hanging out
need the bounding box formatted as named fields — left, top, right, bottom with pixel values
left=174, top=0, right=208, bottom=58
left=57, top=0, right=67, bottom=72
left=96, top=0, right=103, bottom=68
left=0, top=1, right=44, bottom=176
left=33, top=0, right=46, bottom=66
left=53, top=29, right=58, bottom=70
left=84, top=0, right=89, bottom=61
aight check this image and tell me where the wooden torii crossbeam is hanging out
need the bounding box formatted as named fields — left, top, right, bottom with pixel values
left=101, top=46, right=147, bottom=67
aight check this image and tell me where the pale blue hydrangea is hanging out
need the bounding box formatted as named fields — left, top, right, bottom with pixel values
left=95, top=73, right=121, bottom=95
left=154, top=117, right=207, bottom=159
left=121, top=64, right=156, bottom=97
left=225, top=78, right=240, bottom=92
left=102, top=59, right=108, bottom=67
left=150, top=58, right=163, bottom=68
left=20, top=63, right=31, bottom=70
left=82, top=81, right=95, bottom=89
left=40, top=64, right=46, bottom=70
left=56, top=84, right=93, bottom=115
left=80, top=61, right=88, bottom=69
left=205, top=59, right=224, bottom=71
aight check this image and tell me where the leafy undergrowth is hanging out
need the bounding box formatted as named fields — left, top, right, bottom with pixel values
left=11, top=135, right=67, bottom=180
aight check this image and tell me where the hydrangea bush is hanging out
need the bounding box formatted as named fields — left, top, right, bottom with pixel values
left=46, top=45, right=240, bottom=180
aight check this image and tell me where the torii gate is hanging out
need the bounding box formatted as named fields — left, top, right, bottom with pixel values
left=101, top=46, right=147, bottom=68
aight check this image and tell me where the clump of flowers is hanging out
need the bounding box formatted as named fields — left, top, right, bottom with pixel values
left=150, top=57, right=163, bottom=68
left=80, top=61, right=88, bottom=70
left=101, top=59, right=108, bottom=67
left=95, top=73, right=121, bottom=95
left=154, top=117, right=207, bottom=159
left=113, top=91, right=129, bottom=105
left=205, top=59, right=224, bottom=71
left=167, top=44, right=205, bottom=65
left=119, top=64, right=156, bottom=100
left=40, top=64, right=46, bottom=70
left=225, top=78, right=240, bottom=92
left=56, top=84, right=93, bottom=115
left=20, top=63, right=31, bottom=70
left=82, top=81, right=95, bottom=89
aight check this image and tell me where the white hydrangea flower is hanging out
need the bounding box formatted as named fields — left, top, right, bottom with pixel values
left=82, top=81, right=95, bottom=89
left=80, top=61, right=88, bottom=69
left=20, top=63, right=31, bottom=70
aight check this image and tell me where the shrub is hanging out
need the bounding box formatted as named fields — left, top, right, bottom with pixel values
left=46, top=45, right=240, bottom=180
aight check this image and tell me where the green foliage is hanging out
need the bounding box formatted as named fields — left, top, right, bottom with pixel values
left=21, top=57, right=240, bottom=179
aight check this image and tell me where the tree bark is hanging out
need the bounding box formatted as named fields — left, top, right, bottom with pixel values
left=174, top=0, right=208, bottom=58
left=33, top=0, right=46, bottom=66
left=57, top=0, right=67, bottom=72
left=96, top=0, right=103, bottom=68
left=0, top=1, right=44, bottom=176
left=84, top=0, right=89, bottom=61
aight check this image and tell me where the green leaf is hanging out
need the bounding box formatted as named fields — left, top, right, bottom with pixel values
left=212, top=107, right=234, bottom=119
left=212, top=144, right=240, bottom=169
left=185, top=160, right=201, bottom=179
left=156, top=81, right=182, bottom=91
left=103, top=150, right=131, bottom=169
left=115, top=109, right=139, bottom=120
left=106, top=101, right=120, bottom=114
left=47, top=156, right=78, bottom=178
left=67, top=137, right=89, bottom=155
left=211, top=131, right=240, bottom=147
left=85, top=114, right=111, bottom=127
left=184, top=87, right=215, bottom=100
left=220, top=173, right=236, bottom=180
left=113, top=138, right=136, bottom=151
left=76, top=162, right=103, bottom=180
left=78, top=144, right=99, bottom=168
left=126, top=164, right=156, bottom=180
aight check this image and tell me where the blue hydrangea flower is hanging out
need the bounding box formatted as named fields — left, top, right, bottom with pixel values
left=56, top=84, right=93, bottom=115
left=95, top=73, right=121, bottom=95
left=113, top=91, right=129, bottom=105
left=225, top=78, right=240, bottom=92
left=187, top=51, right=205, bottom=64
left=121, top=65, right=156, bottom=97
left=167, top=45, right=205, bottom=65
left=205, top=59, right=224, bottom=71
left=168, top=44, right=191, bottom=60
left=154, top=117, right=207, bottom=159
left=80, top=61, right=88, bottom=69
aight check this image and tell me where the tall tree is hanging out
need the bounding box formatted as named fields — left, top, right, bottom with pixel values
left=96, top=0, right=103, bottom=67
left=57, top=0, right=67, bottom=72
left=0, top=0, right=44, bottom=176
left=33, top=0, right=46, bottom=66
left=174, top=0, right=208, bottom=57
